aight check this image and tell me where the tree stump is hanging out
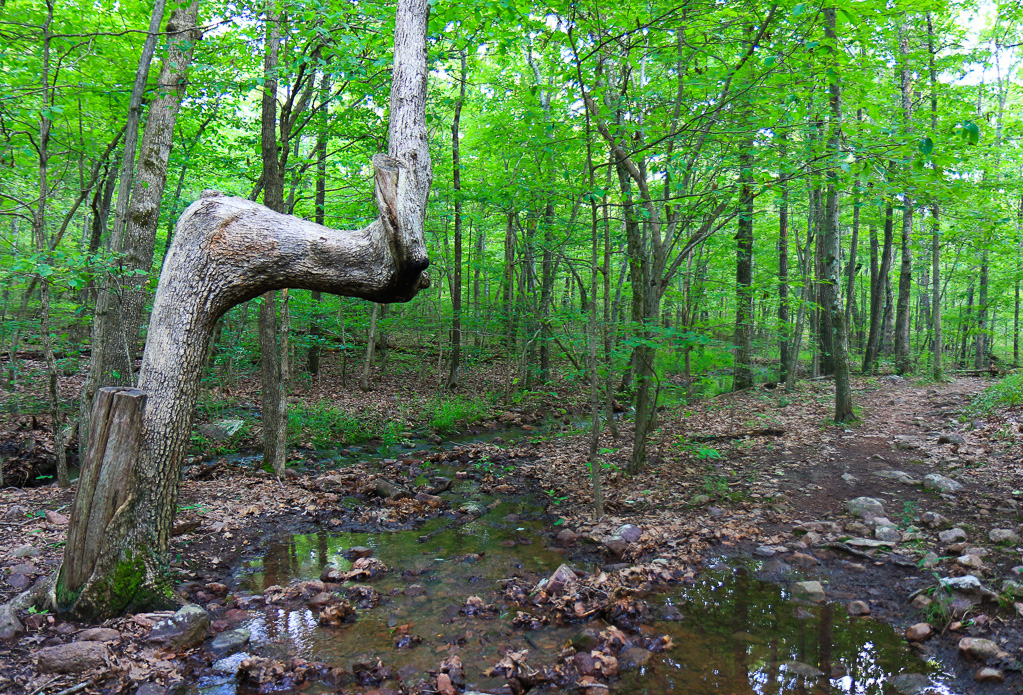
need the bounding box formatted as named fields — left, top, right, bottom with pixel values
left=56, top=387, right=146, bottom=613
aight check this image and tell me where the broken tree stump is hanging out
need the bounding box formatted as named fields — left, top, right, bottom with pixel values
left=56, top=387, right=147, bottom=612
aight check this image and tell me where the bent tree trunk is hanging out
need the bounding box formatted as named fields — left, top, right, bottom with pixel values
left=55, top=0, right=432, bottom=619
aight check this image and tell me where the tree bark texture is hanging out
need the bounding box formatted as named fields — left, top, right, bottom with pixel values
left=446, top=53, right=466, bottom=389
left=733, top=145, right=754, bottom=391
left=863, top=203, right=894, bottom=373
left=56, top=0, right=432, bottom=618
left=777, top=134, right=790, bottom=385
left=894, top=26, right=914, bottom=375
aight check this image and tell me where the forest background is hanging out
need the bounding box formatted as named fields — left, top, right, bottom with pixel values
left=0, top=0, right=1021, bottom=483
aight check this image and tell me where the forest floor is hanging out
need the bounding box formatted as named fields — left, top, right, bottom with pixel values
left=1, top=356, right=1022, bottom=695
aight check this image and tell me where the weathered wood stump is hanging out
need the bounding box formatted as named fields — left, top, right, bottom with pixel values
left=55, top=387, right=147, bottom=614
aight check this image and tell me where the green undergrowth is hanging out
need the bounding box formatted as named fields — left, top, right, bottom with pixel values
left=425, top=393, right=492, bottom=434
left=964, top=372, right=1023, bottom=417
left=288, top=401, right=375, bottom=448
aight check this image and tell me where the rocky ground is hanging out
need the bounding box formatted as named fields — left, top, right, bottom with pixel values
left=1, top=367, right=1022, bottom=694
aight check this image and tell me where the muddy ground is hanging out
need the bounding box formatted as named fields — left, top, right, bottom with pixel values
left=1, top=358, right=1022, bottom=694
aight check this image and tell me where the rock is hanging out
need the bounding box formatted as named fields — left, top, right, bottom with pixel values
left=875, top=526, right=902, bottom=543
left=792, top=581, right=826, bottom=603
left=989, top=528, right=1019, bottom=544
left=803, top=531, right=823, bottom=546
left=3, top=505, right=27, bottom=520
left=555, top=529, right=578, bottom=547
left=957, top=554, right=984, bottom=570
left=938, top=434, right=965, bottom=444
left=911, top=594, right=933, bottom=610
left=847, top=600, right=870, bottom=616
left=404, top=584, right=426, bottom=597
left=889, top=673, right=932, bottom=695
left=209, top=628, right=250, bottom=658
left=437, top=673, right=455, bottom=695
left=845, top=538, right=894, bottom=548
left=603, top=537, right=629, bottom=558
left=872, top=470, right=920, bottom=485
left=754, top=545, right=776, bottom=557
left=0, top=604, right=24, bottom=640
left=76, top=628, right=120, bottom=642
left=1003, top=580, right=1023, bottom=598
left=920, top=552, right=940, bottom=568
left=147, top=604, right=211, bottom=651
left=44, top=510, right=68, bottom=525
left=841, top=473, right=856, bottom=483
left=571, top=627, right=601, bottom=652
left=975, top=667, right=1005, bottom=683
left=344, top=546, right=374, bottom=560
left=691, top=494, right=711, bottom=506
left=938, top=527, right=967, bottom=544
left=616, top=524, right=643, bottom=543
left=545, top=564, right=578, bottom=596
left=940, top=575, right=990, bottom=596
left=315, top=475, right=345, bottom=492
left=7, top=573, right=31, bottom=590
left=135, top=683, right=169, bottom=695
left=374, top=478, right=411, bottom=500
left=12, top=545, right=40, bottom=558
left=618, top=647, right=652, bottom=670
left=35, top=642, right=107, bottom=673
left=414, top=492, right=444, bottom=508
left=199, top=418, right=244, bottom=442
left=893, top=435, right=920, bottom=449
left=846, top=497, right=884, bottom=520
left=958, top=637, right=1006, bottom=661
left=213, top=651, right=251, bottom=674
left=905, top=623, right=933, bottom=642
left=780, top=661, right=824, bottom=678
left=922, top=473, right=962, bottom=494
left=790, top=552, right=818, bottom=568
left=919, top=512, right=950, bottom=530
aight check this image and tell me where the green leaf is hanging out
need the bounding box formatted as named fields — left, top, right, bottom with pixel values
left=964, top=120, right=980, bottom=145
left=793, top=3, right=806, bottom=16
left=918, top=137, right=933, bottom=155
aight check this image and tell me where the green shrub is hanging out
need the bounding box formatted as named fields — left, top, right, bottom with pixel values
left=287, top=401, right=374, bottom=448
left=425, top=393, right=492, bottom=434
left=964, top=372, right=1023, bottom=417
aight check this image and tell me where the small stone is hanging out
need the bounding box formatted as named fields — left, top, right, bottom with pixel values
left=920, top=552, right=940, bottom=569
left=619, top=647, right=652, bottom=670
left=975, top=667, right=1005, bottom=683
left=889, top=673, right=932, bottom=695
left=781, top=661, right=824, bottom=678
left=790, top=552, right=818, bottom=568
left=691, top=494, right=711, bottom=506
left=12, top=545, right=40, bottom=558
left=44, top=510, right=68, bottom=525
left=989, top=528, right=1019, bottom=544
left=754, top=545, right=776, bottom=557
left=3, top=505, right=27, bottom=520
left=792, top=581, right=826, bottom=603
left=911, top=594, right=933, bottom=610
left=414, top=492, right=444, bottom=508
left=919, top=512, right=950, bottom=530
left=209, top=628, right=250, bottom=658
left=847, top=600, right=870, bottom=616
left=556, top=529, right=578, bottom=547
left=923, top=473, right=963, bottom=494
left=938, top=434, right=965, bottom=444
left=603, top=537, right=629, bottom=558
left=7, top=573, right=31, bottom=590
left=938, top=527, right=967, bottom=544
left=957, top=554, right=983, bottom=570
left=803, top=531, right=823, bottom=546
left=35, top=642, right=107, bottom=673
left=616, top=524, right=643, bottom=543
left=875, top=526, right=902, bottom=542
left=0, top=604, right=24, bottom=640
left=846, top=497, right=885, bottom=520
left=571, top=627, right=601, bottom=652
left=212, top=652, right=251, bottom=674
left=545, top=564, right=578, bottom=596
left=404, top=584, right=426, bottom=597
left=75, top=628, right=120, bottom=642
left=147, top=604, right=211, bottom=651
left=905, top=623, right=933, bottom=642
left=958, top=637, right=1005, bottom=661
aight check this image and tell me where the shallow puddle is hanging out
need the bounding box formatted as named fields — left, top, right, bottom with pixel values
left=198, top=487, right=958, bottom=695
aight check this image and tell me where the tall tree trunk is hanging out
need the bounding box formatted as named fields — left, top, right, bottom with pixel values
left=118, top=2, right=201, bottom=365
left=926, top=13, right=943, bottom=380
left=894, top=26, right=914, bottom=375
left=863, top=203, right=894, bottom=372
left=80, top=0, right=167, bottom=455
left=824, top=8, right=853, bottom=422
left=778, top=134, right=790, bottom=385
left=446, top=53, right=466, bottom=389
left=733, top=144, right=754, bottom=391
left=258, top=2, right=288, bottom=476
left=975, top=253, right=988, bottom=369
left=307, top=75, right=330, bottom=376
left=360, top=303, right=380, bottom=391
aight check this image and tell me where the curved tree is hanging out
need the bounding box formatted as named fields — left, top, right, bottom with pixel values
left=53, top=0, right=432, bottom=618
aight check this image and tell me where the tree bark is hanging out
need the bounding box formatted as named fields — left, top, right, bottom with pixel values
left=894, top=26, right=914, bottom=375
left=824, top=7, right=853, bottom=422
left=446, top=53, right=466, bottom=389
left=778, top=133, right=790, bottom=385
left=863, top=202, right=894, bottom=372
left=55, top=0, right=432, bottom=619
left=733, top=144, right=754, bottom=391
left=927, top=12, right=943, bottom=379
